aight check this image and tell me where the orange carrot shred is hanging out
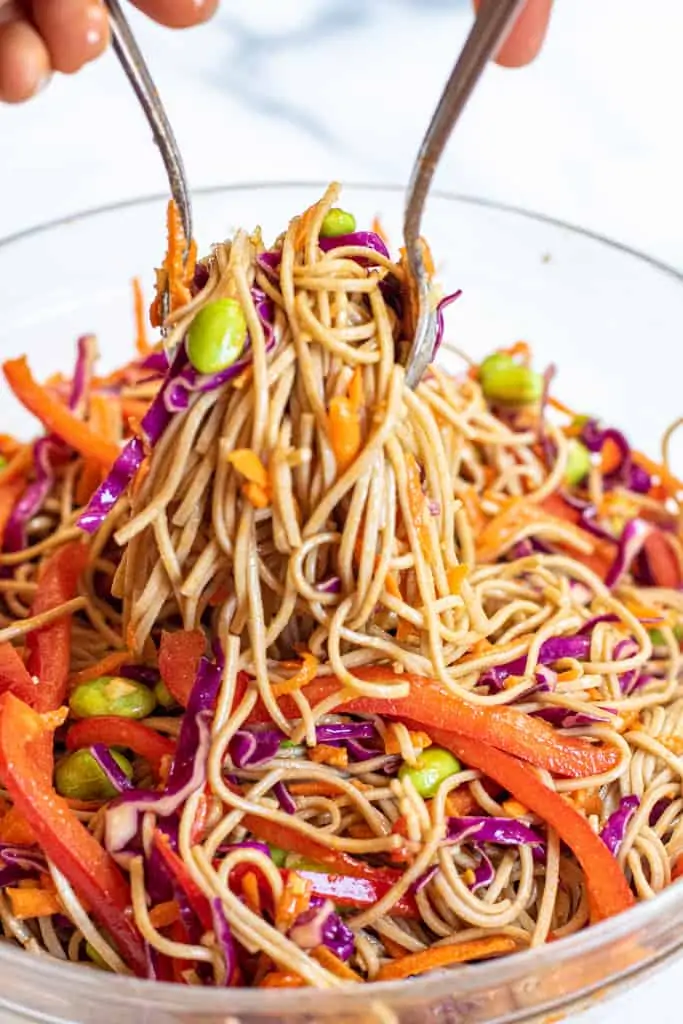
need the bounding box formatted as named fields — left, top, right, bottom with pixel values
left=309, top=743, right=348, bottom=768
left=348, top=367, right=365, bottom=412
left=7, top=887, right=62, bottom=919
left=275, top=872, right=311, bottom=932
left=376, top=935, right=516, bottom=981
left=132, top=278, right=151, bottom=355
left=287, top=781, right=341, bottom=798
left=329, top=396, right=362, bottom=473
left=310, top=945, right=363, bottom=982
left=381, top=934, right=411, bottom=959
left=0, top=807, right=37, bottom=846
left=242, top=482, right=270, bottom=509
left=384, top=725, right=432, bottom=756
left=447, top=565, right=468, bottom=596
left=272, top=652, right=319, bottom=697
left=404, top=451, right=431, bottom=556
left=241, top=871, right=262, bottom=916
left=4, top=358, right=119, bottom=468
left=148, top=900, right=180, bottom=929
left=259, top=971, right=306, bottom=989
left=67, top=652, right=133, bottom=691
left=227, top=449, right=269, bottom=488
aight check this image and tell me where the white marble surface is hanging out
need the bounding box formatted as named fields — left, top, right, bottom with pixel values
left=0, top=0, right=682, bottom=1021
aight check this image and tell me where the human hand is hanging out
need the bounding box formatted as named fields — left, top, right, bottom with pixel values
left=0, top=0, right=217, bottom=103
left=474, top=0, right=553, bottom=67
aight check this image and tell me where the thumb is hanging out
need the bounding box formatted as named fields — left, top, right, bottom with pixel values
left=473, top=0, right=553, bottom=68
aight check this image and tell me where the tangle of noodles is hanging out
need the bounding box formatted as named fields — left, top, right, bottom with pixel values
left=0, top=184, right=681, bottom=992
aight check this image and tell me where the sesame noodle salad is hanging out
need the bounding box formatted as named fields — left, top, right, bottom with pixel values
left=0, top=183, right=680, bottom=989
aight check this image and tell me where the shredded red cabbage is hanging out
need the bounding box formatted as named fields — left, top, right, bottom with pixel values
left=119, top=664, right=160, bottom=686
left=210, top=897, right=237, bottom=985
left=605, top=519, right=652, bottom=589
left=432, top=290, right=462, bottom=359
left=446, top=816, right=545, bottom=849
left=480, top=635, right=591, bottom=690
left=649, top=798, right=670, bottom=827
left=318, top=231, right=390, bottom=262
left=273, top=781, right=296, bottom=815
left=0, top=845, right=46, bottom=874
left=317, top=576, right=341, bottom=595
left=89, top=743, right=133, bottom=794
left=600, top=795, right=639, bottom=855
left=4, top=436, right=63, bottom=551
left=470, top=851, right=495, bottom=892
left=105, top=653, right=222, bottom=859
left=290, top=896, right=355, bottom=961
left=229, top=729, right=281, bottom=769
left=530, top=706, right=616, bottom=729
left=76, top=436, right=146, bottom=534
left=413, top=864, right=439, bottom=894
left=69, top=335, right=98, bottom=414
left=579, top=420, right=652, bottom=494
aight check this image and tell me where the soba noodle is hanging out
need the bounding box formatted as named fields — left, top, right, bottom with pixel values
left=0, top=183, right=680, bottom=990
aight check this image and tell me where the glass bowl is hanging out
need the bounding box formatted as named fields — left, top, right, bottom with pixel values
left=0, top=183, right=682, bottom=1024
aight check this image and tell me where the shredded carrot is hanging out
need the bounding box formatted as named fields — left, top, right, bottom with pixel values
left=77, top=393, right=123, bottom=504
left=556, top=668, right=582, bottom=683
left=600, top=436, right=624, bottom=476
left=275, top=872, right=311, bottom=932
left=384, top=571, right=402, bottom=600
left=148, top=900, right=180, bottom=929
left=371, top=215, right=389, bottom=248
left=309, top=743, right=349, bottom=769
left=160, top=200, right=193, bottom=321
left=447, top=565, right=468, bottom=596
left=241, top=871, right=262, bottom=916
left=0, top=807, right=37, bottom=846
left=503, top=341, right=531, bottom=365
left=572, top=789, right=604, bottom=816
left=7, top=887, right=62, bottom=919
left=502, top=799, right=529, bottom=818
left=120, top=398, right=151, bottom=424
left=444, top=789, right=478, bottom=817
left=404, top=451, right=431, bottom=556
left=384, top=725, right=432, bottom=756
left=226, top=449, right=269, bottom=488
left=458, top=485, right=487, bottom=535
left=624, top=599, right=666, bottom=624
left=132, top=278, right=151, bottom=355
left=242, top=482, right=270, bottom=510
left=396, top=617, right=415, bottom=644
left=376, top=935, right=516, bottom=981
left=476, top=498, right=595, bottom=565
left=549, top=395, right=579, bottom=419
left=329, top=396, right=362, bottom=473
left=381, top=934, right=411, bottom=959
left=4, top=358, right=119, bottom=468
left=295, top=201, right=319, bottom=252
left=0, top=446, right=34, bottom=489
left=288, top=781, right=342, bottom=798
left=67, top=652, right=133, bottom=691
left=348, top=366, right=365, bottom=412
left=259, top=971, right=306, bottom=989
left=311, top=945, right=363, bottom=982
left=272, top=652, right=319, bottom=697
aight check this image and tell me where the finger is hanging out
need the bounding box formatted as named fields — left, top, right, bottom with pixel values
left=129, top=0, right=218, bottom=29
left=31, top=0, right=108, bottom=75
left=0, top=17, right=50, bottom=102
left=473, top=0, right=553, bottom=68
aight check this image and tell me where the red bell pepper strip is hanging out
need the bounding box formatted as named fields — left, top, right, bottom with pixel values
left=0, top=642, right=38, bottom=705
left=0, top=693, right=147, bottom=975
left=418, top=722, right=634, bottom=923
left=158, top=629, right=206, bottom=708
left=152, top=830, right=213, bottom=932
left=245, top=668, right=620, bottom=780
left=240, top=812, right=407, bottom=886
left=641, top=530, right=681, bottom=589
left=293, top=869, right=418, bottom=918
left=26, top=540, right=89, bottom=713
left=66, top=717, right=176, bottom=776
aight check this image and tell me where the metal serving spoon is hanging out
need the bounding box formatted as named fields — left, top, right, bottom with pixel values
left=402, top=0, right=527, bottom=388
left=104, top=0, right=193, bottom=321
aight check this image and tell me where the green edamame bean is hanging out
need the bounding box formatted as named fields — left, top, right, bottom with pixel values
left=479, top=352, right=543, bottom=406
left=320, top=208, right=356, bottom=238
left=187, top=298, right=247, bottom=376
left=268, top=845, right=287, bottom=867
left=69, top=676, right=157, bottom=720
left=565, top=439, right=592, bottom=487
left=649, top=624, right=683, bottom=647
left=154, top=679, right=177, bottom=710
left=55, top=748, right=133, bottom=801
left=398, top=746, right=461, bottom=798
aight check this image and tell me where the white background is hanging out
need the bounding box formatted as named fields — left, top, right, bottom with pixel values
left=0, top=0, right=682, bottom=1021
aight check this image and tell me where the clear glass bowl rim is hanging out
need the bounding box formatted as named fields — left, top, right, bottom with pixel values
left=1, top=180, right=682, bottom=1017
